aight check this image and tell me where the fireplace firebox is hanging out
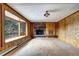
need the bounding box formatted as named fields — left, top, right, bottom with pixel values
left=36, top=29, right=44, bottom=35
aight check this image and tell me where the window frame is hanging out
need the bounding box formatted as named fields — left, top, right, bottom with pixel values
left=5, top=10, right=27, bottom=43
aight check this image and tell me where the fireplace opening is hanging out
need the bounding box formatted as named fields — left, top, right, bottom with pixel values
left=36, top=29, right=44, bottom=35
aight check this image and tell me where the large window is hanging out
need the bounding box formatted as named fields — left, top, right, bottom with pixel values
left=5, top=16, right=19, bottom=39
left=20, top=22, right=26, bottom=35
left=5, top=11, right=27, bottom=41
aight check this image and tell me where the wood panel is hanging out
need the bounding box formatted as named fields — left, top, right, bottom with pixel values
left=0, top=3, right=33, bottom=51
left=0, top=4, right=5, bottom=51
left=27, top=22, right=34, bottom=38
left=55, top=22, right=59, bottom=37
left=46, top=22, right=55, bottom=37
left=0, top=4, right=2, bottom=50
left=58, top=10, right=79, bottom=48
left=5, top=37, right=31, bottom=49
left=46, top=22, right=58, bottom=37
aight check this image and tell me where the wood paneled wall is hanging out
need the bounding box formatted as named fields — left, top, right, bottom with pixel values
left=46, top=22, right=58, bottom=37
left=0, top=3, right=33, bottom=51
left=0, top=4, right=5, bottom=51
left=0, top=4, right=2, bottom=50
left=5, top=37, right=30, bottom=49
left=27, top=22, right=33, bottom=38
left=58, top=10, right=79, bottom=48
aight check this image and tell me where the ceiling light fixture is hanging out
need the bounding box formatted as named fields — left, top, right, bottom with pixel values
left=44, top=11, right=50, bottom=17
left=44, top=9, right=61, bottom=17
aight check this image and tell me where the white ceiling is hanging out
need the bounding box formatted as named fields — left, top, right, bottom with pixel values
left=8, top=3, right=79, bottom=22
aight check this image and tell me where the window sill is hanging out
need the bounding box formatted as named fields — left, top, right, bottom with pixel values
left=5, top=35, right=26, bottom=43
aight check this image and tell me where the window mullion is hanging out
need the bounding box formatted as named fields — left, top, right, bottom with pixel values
left=18, top=19, right=20, bottom=36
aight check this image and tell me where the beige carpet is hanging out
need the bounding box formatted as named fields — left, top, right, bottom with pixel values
left=12, top=37, right=79, bottom=56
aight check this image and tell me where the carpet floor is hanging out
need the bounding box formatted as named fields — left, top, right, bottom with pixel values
left=12, top=37, right=79, bottom=56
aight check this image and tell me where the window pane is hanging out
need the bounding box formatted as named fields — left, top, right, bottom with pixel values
left=5, top=16, right=19, bottom=39
left=20, top=22, right=26, bottom=35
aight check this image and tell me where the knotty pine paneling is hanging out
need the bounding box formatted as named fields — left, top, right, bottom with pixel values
left=46, top=22, right=56, bottom=37
left=58, top=11, right=79, bottom=48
